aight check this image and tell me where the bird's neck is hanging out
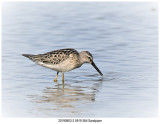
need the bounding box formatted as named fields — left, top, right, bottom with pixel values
left=79, top=52, right=87, bottom=65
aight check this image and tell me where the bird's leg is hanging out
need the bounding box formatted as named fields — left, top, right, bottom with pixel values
left=54, top=72, right=59, bottom=82
left=62, top=72, right=64, bottom=85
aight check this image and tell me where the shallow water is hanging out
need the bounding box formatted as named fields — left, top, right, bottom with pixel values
left=2, top=2, right=158, bottom=117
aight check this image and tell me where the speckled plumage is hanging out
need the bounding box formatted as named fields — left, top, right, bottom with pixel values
left=22, top=48, right=103, bottom=83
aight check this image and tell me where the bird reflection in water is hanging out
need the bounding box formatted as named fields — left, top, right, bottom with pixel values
left=30, top=78, right=102, bottom=114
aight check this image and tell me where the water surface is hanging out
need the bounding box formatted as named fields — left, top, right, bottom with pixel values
left=2, top=2, right=158, bottom=117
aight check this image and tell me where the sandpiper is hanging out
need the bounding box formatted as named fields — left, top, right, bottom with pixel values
left=22, top=48, right=103, bottom=83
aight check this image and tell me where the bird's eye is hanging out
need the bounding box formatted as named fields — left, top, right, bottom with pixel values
left=88, top=56, right=92, bottom=61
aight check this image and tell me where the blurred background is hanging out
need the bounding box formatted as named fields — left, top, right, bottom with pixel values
left=2, top=2, right=158, bottom=117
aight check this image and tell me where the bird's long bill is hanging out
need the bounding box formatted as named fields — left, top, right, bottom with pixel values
left=91, top=62, right=103, bottom=76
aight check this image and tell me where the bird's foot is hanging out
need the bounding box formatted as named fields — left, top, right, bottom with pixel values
left=54, top=78, right=58, bottom=83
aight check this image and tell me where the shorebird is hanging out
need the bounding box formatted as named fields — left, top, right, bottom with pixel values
left=22, top=48, right=103, bottom=83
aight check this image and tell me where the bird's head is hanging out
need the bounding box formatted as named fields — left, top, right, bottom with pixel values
left=79, top=51, right=103, bottom=76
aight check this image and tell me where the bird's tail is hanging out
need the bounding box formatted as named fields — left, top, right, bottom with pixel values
left=22, top=54, right=35, bottom=61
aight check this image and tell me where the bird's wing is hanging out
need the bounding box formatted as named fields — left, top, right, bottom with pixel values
left=38, top=48, right=79, bottom=65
